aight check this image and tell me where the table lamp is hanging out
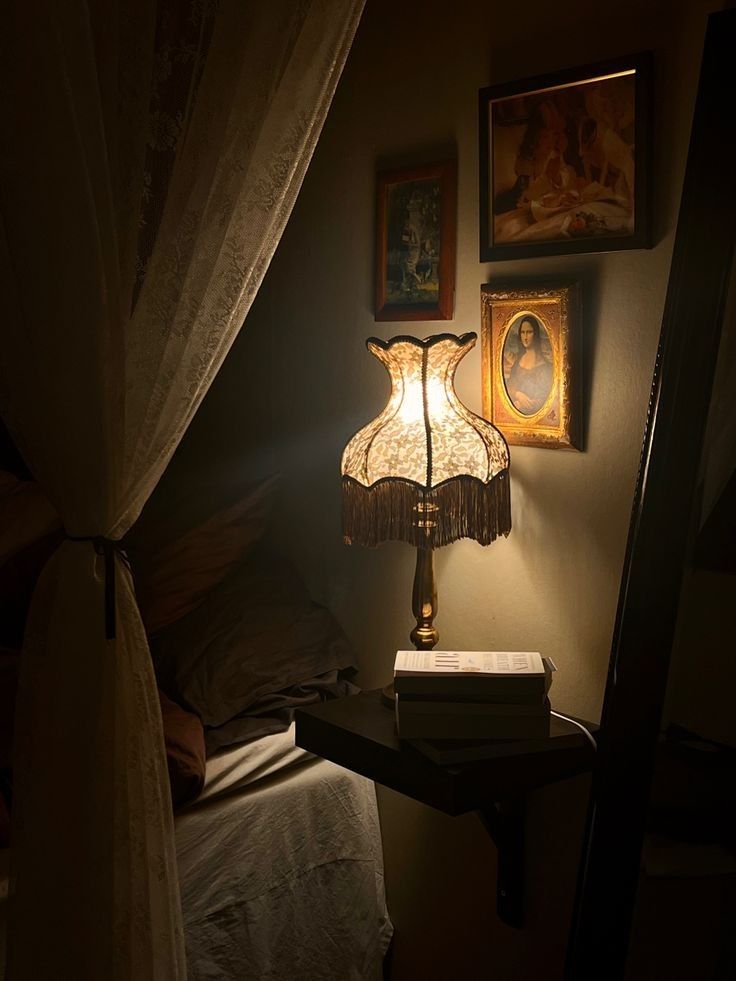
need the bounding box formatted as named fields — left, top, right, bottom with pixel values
left=341, top=332, right=511, bottom=657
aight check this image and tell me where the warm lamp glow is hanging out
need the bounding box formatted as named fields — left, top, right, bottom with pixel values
left=342, top=333, right=511, bottom=550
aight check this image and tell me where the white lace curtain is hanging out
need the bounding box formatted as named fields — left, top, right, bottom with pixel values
left=0, top=0, right=363, bottom=976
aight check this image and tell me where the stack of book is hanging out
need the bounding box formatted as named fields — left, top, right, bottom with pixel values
left=394, top=650, right=554, bottom=746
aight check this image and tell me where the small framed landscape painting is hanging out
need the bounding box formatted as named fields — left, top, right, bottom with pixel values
left=481, top=283, right=581, bottom=449
left=375, top=161, right=456, bottom=321
left=479, top=54, right=652, bottom=261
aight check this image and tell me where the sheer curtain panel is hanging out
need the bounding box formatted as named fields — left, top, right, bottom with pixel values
left=0, top=0, right=363, bottom=977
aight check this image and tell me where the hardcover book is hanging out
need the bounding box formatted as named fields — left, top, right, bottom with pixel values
left=395, top=695, right=551, bottom=740
left=394, top=651, right=555, bottom=700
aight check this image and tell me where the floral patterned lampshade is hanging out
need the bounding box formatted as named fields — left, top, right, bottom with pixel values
left=342, top=333, right=511, bottom=549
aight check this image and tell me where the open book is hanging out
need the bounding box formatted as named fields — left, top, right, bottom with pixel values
left=394, top=650, right=545, bottom=676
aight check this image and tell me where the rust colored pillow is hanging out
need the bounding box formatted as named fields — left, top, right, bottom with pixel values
left=159, top=689, right=206, bottom=808
left=0, top=678, right=204, bottom=835
left=128, top=475, right=277, bottom=636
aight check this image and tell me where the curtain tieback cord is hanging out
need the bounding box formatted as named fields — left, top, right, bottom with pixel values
left=65, top=535, right=131, bottom=640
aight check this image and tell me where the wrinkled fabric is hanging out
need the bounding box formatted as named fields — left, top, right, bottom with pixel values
left=203, top=671, right=359, bottom=755
left=176, top=726, right=393, bottom=981
left=2, top=727, right=393, bottom=981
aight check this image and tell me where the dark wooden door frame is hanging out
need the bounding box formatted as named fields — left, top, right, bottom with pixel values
left=566, top=8, right=736, bottom=979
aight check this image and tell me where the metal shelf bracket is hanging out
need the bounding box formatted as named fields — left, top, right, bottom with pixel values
left=479, top=796, right=526, bottom=929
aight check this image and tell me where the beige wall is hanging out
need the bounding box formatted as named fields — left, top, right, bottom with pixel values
left=177, top=0, right=718, bottom=717
left=170, top=0, right=725, bottom=976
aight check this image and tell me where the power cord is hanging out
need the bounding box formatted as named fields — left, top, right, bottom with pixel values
left=551, top=710, right=598, bottom=751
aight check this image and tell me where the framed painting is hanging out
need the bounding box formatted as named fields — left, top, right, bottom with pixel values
left=375, top=161, right=456, bottom=321
left=479, top=54, right=652, bottom=261
left=481, top=283, right=581, bottom=449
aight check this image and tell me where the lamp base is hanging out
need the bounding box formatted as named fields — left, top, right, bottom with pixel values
left=411, top=545, right=439, bottom=649
left=384, top=547, right=440, bottom=705
left=410, top=623, right=439, bottom=649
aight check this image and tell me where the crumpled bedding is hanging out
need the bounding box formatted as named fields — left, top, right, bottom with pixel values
left=202, top=670, right=359, bottom=755
left=176, top=724, right=393, bottom=980
left=191, top=723, right=312, bottom=804
left=0, top=726, right=393, bottom=981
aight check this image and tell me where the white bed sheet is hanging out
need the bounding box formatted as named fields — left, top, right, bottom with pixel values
left=194, top=724, right=311, bottom=804
left=176, top=724, right=393, bottom=981
left=0, top=725, right=392, bottom=981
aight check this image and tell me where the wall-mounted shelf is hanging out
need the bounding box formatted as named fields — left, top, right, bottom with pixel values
left=295, top=690, right=596, bottom=815
left=295, top=690, right=596, bottom=927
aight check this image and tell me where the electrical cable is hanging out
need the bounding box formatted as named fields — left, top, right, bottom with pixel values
left=551, top=710, right=598, bottom=751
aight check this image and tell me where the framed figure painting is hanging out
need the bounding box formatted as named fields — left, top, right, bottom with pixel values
left=375, top=161, right=456, bottom=321
left=479, top=54, right=652, bottom=261
left=481, top=283, right=581, bottom=449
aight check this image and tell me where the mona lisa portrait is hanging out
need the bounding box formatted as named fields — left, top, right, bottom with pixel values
left=503, top=314, right=554, bottom=415
left=481, top=283, right=581, bottom=449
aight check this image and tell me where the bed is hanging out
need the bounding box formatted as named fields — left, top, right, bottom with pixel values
left=177, top=724, right=392, bottom=980
left=0, top=470, right=393, bottom=978
left=0, top=725, right=392, bottom=980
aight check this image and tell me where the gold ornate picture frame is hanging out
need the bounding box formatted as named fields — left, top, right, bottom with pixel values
left=481, top=283, right=581, bottom=449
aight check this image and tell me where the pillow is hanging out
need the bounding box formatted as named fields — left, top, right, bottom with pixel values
left=204, top=670, right=359, bottom=755
left=150, top=544, right=355, bottom=730
left=127, top=474, right=278, bottom=635
left=0, top=670, right=206, bottom=818
left=158, top=689, right=206, bottom=808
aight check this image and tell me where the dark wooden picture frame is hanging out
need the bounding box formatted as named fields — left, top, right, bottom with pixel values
left=479, top=54, right=652, bottom=262
left=375, top=161, right=456, bottom=321
left=481, top=283, right=581, bottom=449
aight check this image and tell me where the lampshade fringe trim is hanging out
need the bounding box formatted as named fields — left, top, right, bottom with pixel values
left=342, top=471, right=511, bottom=548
